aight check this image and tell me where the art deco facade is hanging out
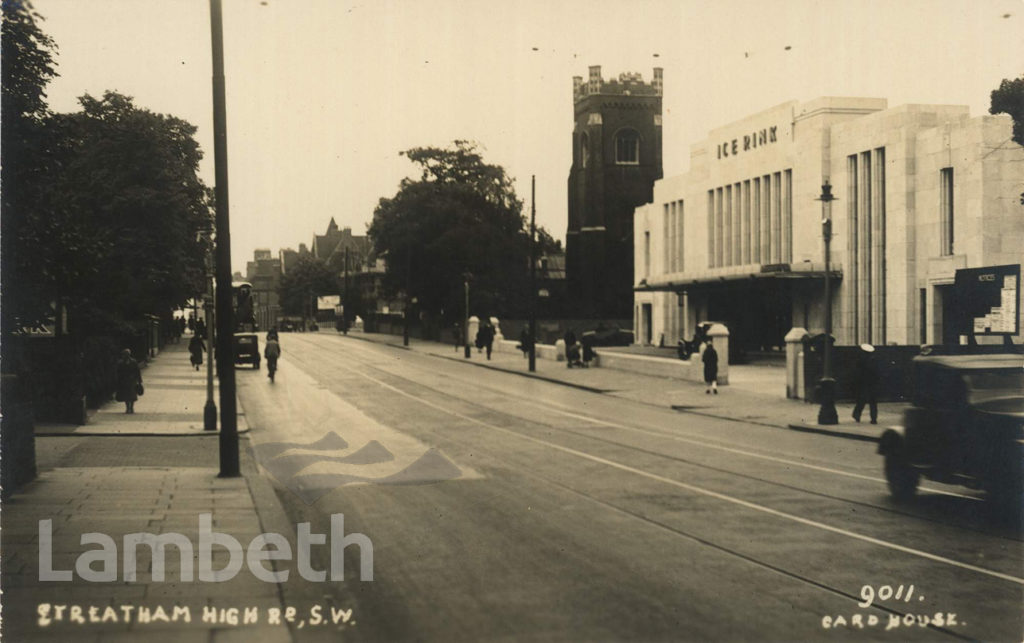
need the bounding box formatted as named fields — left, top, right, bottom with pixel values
left=634, top=97, right=1024, bottom=352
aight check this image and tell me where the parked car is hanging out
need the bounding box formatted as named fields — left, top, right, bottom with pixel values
left=234, top=333, right=260, bottom=369
left=877, top=348, right=1023, bottom=509
left=588, top=325, right=634, bottom=347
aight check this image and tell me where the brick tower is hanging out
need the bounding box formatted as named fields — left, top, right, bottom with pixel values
left=567, top=65, right=663, bottom=318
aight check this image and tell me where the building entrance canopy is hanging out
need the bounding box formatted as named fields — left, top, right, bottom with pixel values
left=635, top=262, right=842, bottom=293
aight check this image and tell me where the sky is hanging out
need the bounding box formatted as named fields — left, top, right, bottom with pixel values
left=34, top=0, right=1024, bottom=272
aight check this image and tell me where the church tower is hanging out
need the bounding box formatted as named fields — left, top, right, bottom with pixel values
left=567, top=65, right=663, bottom=318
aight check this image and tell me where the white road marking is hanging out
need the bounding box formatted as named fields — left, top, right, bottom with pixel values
left=351, top=366, right=1024, bottom=586
left=329, top=335, right=977, bottom=500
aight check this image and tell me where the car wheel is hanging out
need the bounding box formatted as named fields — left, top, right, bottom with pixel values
left=884, top=454, right=919, bottom=502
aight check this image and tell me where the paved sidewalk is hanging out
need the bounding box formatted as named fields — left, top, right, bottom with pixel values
left=339, top=330, right=904, bottom=442
left=1, top=340, right=298, bottom=642
left=35, top=342, right=250, bottom=436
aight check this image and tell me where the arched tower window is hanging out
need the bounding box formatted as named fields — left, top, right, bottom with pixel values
left=580, top=133, right=589, bottom=168
left=615, top=129, right=640, bottom=165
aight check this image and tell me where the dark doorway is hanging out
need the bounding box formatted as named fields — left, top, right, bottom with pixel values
left=642, top=303, right=653, bottom=345
left=707, top=280, right=792, bottom=358
left=937, top=284, right=958, bottom=346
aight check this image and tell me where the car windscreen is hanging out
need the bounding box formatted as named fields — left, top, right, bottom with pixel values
left=964, top=369, right=1024, bottom=405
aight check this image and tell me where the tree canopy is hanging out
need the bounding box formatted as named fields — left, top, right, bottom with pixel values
left=990, top=75, right=1024, bottom=204
left=368, top=141, right=559, bottom=321
left=2, top=89, right=212, bottom=333
left=278, top=254, right=339, bottom=317
left=990, top=75, right=1024, bottom=147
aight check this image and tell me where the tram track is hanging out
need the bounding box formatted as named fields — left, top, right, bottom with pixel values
left=291, top=334, right=1018, bottom=543
left=261, top=334, right=1023, bottom=640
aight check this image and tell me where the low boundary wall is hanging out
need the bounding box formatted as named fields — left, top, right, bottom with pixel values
left=494, top=332, right=729, bottom=384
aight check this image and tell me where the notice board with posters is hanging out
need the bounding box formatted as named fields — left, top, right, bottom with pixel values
left=954, top=264, right=1020, bottom=336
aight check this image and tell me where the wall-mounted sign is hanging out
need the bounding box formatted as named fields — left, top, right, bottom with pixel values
left=954, top=264, right=1020, bottom=335
left=717, top=126, right=778, bottom=159
left=317, top=295, right=341, bottom=310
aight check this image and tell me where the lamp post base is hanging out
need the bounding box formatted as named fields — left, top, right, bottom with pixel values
left=816, top=377, right=839, bottom=425
left=204, top=400, right=218, bottom=431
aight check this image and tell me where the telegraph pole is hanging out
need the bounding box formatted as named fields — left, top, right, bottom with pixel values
left=528, top=175, right=537, bottom=372
left=210, top=0, right=238, bottom=476
left=342, top=247, right=349, bottom=334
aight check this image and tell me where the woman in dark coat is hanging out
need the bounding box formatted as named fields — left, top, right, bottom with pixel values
left=188, top=334, right=205, bottom=370
left=115, top=348, right=143, bottom=414
left=702, top=338, right=719, bottom=394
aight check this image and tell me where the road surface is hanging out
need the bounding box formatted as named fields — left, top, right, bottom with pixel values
left=236, top=332, right=1023, bottom=642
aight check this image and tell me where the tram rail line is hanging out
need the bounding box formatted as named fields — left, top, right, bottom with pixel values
left=266, top=334, right=1023, bottom=640
left=289, top=334, right=1020, bottom=541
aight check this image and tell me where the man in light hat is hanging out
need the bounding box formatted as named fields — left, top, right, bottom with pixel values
left=852, top=343, right=879, bottom=424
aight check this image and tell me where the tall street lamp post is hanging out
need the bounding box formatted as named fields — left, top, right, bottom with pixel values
left=463, top=272, right=472, bottom=359
left=817, top=180, right=838, bottom=425
left=209, top=0, right=239, bottom=476
left=203, top=250, right=217, bottom=431
left=528, top=175, right=537, bottom=373
left=403, top=246, right=411, bottom=346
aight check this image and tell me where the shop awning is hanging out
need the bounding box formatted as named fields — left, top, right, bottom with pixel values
left=634, top=262, right=843, bottom=292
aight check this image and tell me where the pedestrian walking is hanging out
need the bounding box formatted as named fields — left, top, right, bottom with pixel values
left=187, top=316, right=195, bottom=333
left=852, top=343, right=879, bottom=424
left=188, top=334, right=205, bottom=370
left=518, top=327, right=533, bottom=358
left=264, top=332, right=282, bottom=382
left=702, top=338, right=719, bottom=394
left=115, top=348, right=143, bottom=414
left=478, top=321, right=495, bottom=360
left=195, top=318, right=206, bottom=338
left=580, top=330, right=597, bottom=367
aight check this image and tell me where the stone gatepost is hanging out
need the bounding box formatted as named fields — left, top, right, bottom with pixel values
left=491, top=317, right=502, bottom=343
left=468, top=316, right=480, bottom=348
left=707, top=323, right=730, bottom=385
left=554, top=339, right=566, bottom=361
left=784, top=327, right=809, bottom=399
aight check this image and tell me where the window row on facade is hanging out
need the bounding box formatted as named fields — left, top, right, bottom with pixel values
left=846, top=148, right=886, bottom=345
left=706, top=170, right=792, bottom=269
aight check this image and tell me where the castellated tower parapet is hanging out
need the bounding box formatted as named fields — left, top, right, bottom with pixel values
left=573, top=65, right=664, bottom=102
left=566, top=64, right=664, bottom=318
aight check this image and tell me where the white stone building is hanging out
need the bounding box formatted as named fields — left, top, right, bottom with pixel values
left=634, top=97, right=1024, bottom=353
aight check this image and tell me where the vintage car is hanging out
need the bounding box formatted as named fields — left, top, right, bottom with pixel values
left=878, top=349, right=1023, bottom=507
left=234, top=333, right=260, bottom=369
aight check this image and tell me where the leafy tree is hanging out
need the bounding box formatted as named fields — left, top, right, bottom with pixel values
left=1, top=0, right=55, bottom=123
left=990, top=76, right=1024, bottom=146
left=279, top=254, right=339, bottom=321
left=1, top=0, right=60, bottom=329
left=38, top=92, right=212, bottom=333
left=989, top=75, right=1024, bottom=205
left=368, top=141, right=559, bottom=322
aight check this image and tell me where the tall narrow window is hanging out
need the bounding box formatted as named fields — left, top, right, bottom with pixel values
left=677, top=200, right=685, bottom=272
left=580, top=133, right=589, bottom=168
left=940, top=167, right=954, bottom=256
left=663, top=204, right=670, bottom=273
left=707, top=190, right=715, bottom=268
left=615, top=129, right=640, bottom=165
left=644, top=231, right=651, bottom=278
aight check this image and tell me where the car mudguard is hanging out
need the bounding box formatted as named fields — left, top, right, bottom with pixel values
left=877, top=426, right=906, bottom=456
